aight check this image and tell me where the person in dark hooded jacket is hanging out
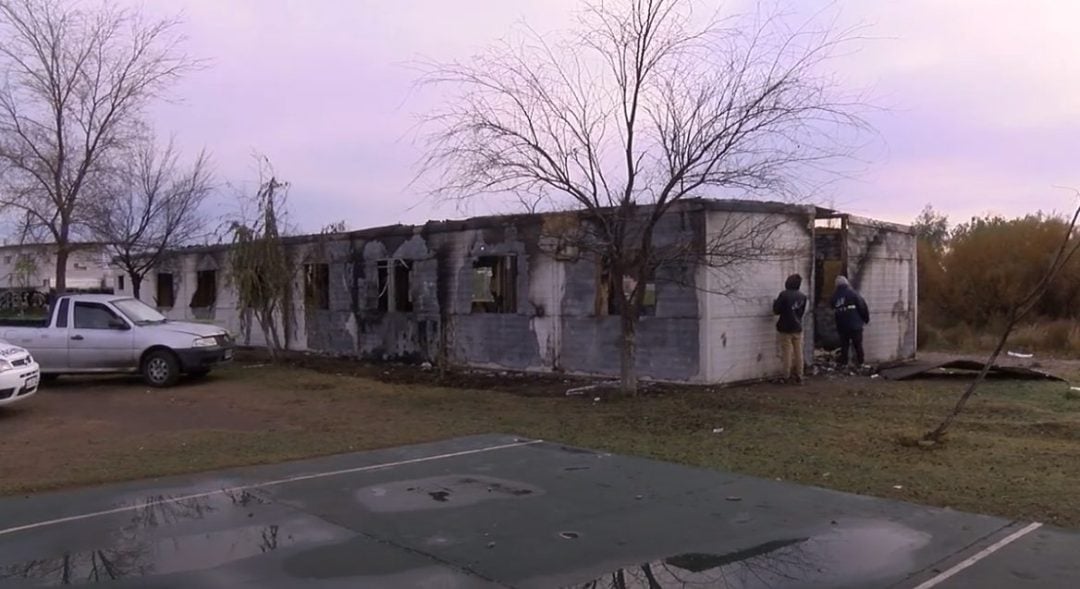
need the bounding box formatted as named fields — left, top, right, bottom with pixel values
left=773, top=274, right=808, bottom=383
left=830, top=275, right=870, bottom=367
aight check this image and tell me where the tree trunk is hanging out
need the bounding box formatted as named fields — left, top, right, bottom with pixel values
left=54, top=247, right=69, bottom=294
left=131, top=274, right=143, bottom=299
left=256, top=310, right=279, bottom=362
left=924, top=314, right=1017, bottom=442
left=619, top=309, right=639, bottom=395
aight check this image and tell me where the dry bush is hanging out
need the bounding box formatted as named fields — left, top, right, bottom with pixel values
left=1009, top=321, right=1080, bottom=355
left=917, top=211, right=1080, bottom=354
left=941, top=214, right=1080, bottom=325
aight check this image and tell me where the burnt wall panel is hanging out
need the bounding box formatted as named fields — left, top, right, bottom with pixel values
left=349, top=231, right=442, bottom=362
left=301, top=239, right=357, bottom=355
left=556, top=206, right=704, bottom=381
left=445, top=223, right=547, bottom=371
left=559, top=316, right=700, bottom=380
left=845, top=223, right=917, bottom=362
left=451, top=314, right=542, bottom=370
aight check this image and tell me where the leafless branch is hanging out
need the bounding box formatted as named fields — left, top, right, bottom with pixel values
left=923, top=197, right=1080, bottom=443
left=417, top=0, right=866, bottom=393
left=0, top=0, right=198, bottom=292
left=86, top=133, right=212, bottom=298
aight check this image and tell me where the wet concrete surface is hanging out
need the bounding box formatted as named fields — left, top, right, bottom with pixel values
left=0, top=434, right=1073, bottom=588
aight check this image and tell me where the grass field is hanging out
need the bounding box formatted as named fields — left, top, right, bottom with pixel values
left=2, top=359, right=1079, bottom=527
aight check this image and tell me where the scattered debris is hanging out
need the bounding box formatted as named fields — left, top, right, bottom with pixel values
left=893, top=485, right=904, bottom=490
left=811, top=352, right=878, bottom=378
left=878, top=358, right=1064, bottom=382
left=1007, top=351, right=1034, bottom=359
left=242, top=364, right=268, bottom=369
left=712, top=427, right=725, bottom=434
left=635, top=494, right=644, bottom=500
left=487, top=541, right=496, bottom=549
left=559, top=531, right=580, bottom=540
left=420, top=362, right=433, bottom=371
left=566, top=381, right=619, bottom=396
left=1071, top=387, right=1080, bottom=392
left=593, top=397, right=601, bottom=403
left=725, top=496, right=742, bottom=502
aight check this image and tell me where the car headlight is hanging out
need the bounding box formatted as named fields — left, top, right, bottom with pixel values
left=0, top=359, right=12, bottom=373
left=192, top=336, right=217, bottom=348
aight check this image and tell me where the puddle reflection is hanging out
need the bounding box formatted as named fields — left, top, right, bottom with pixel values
left=0, top=489, right=344, bottom=586
left=565, top=520, right=931, bottom=588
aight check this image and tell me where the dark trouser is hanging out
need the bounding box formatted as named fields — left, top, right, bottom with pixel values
left=838, top=330, right=864, bottom=366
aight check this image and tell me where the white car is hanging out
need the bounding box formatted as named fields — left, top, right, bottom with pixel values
left=0, top=342, right=40, bottom=407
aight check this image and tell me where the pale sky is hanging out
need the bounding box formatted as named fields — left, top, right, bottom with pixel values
left=141, top=0, right=1080, bottom=232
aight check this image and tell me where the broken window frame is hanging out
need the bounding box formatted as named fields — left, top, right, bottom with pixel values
left=190, top=269, right=218, bottom=309
left=304, top=263, right=331, bottom=311
left=375, top=259, right=414, bottom=313
left=155, top=272, right=175, bottom=308
left=471, top=255, right=518, bottom=314
left=596, top=256, right=657, bottom=317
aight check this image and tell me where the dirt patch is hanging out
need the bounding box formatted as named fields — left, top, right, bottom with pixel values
left=6, top=376, right=268, bottom=434
left=271, top=352, right=596, bottom=397
left=240, top=349, right=808, bottom=400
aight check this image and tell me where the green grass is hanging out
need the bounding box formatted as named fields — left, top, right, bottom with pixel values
left=3, top=365, right=1080, bottom=527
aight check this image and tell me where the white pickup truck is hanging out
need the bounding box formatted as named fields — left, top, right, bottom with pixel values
left=0, top=294, right=234, bottom=387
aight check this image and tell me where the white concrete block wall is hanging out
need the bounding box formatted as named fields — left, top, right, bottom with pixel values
left=700, top=211, right=815, bottom=383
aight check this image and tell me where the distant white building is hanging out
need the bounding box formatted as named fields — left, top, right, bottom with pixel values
left=0, top=243, right=115, bottom=291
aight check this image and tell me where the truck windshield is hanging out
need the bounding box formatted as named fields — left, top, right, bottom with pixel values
left=111, top=298, right=167, bottom=324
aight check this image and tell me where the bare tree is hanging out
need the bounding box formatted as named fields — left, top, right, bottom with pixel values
left=922, top=200, right=1080, bottom=444
left=419, top=0, right=865, bottom=393
left=88, top=136, right=212, bottom=299
left=0, top=0, right=195, bottom=293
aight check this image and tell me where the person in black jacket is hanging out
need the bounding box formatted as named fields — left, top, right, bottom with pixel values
left=773, top=274, right=808, bottom=384
left=831, top=275, right=870, bottom=367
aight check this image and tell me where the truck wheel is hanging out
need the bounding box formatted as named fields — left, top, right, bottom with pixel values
left=143, top=350, right=180, bottom=388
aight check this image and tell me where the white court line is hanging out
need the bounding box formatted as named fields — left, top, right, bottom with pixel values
left=911, top=521, right=1043, bottom=589
left=0, top=438, right=543, bottom=538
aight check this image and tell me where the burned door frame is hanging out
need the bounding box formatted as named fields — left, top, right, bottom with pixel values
left=812, top=213, right=849, bottom=351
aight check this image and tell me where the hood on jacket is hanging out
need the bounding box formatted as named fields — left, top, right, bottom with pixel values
left=835, top=275, right=850, bottom=289
left=784, top=274, right=803, bottom=291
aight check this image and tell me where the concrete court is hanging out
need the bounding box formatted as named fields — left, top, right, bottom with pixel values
left=0, top=434, right=1076, bottom=588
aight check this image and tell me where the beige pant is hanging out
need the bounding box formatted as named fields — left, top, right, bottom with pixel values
left=779, top=332, right=804, bottom=380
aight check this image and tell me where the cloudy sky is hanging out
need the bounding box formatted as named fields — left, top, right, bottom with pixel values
left=142, top=0, right=1080, bottom=233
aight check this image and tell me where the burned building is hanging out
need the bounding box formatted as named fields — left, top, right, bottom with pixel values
left=116, top=199, right=916, bottom=384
